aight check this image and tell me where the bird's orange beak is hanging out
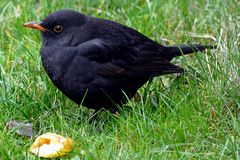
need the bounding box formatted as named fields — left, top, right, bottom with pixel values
left=23, top=21, right=47, bottom=32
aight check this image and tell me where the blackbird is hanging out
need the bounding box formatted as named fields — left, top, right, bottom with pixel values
left=23, top=10, right=214, bottom=113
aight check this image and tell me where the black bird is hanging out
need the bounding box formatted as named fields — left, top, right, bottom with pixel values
left=23, top=10, right=214, bottom=113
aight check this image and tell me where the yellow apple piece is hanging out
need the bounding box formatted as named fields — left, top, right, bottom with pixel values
left=29, top=133, right=73, bottom=158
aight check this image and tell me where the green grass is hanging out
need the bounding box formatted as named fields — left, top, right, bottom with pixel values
left=0, top=0, right=239, bottom=159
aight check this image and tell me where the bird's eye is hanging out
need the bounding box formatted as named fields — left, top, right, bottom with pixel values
left=53, top=25, right=63, bottom=33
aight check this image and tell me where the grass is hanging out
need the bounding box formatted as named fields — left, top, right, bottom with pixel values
left=0, top=0, right=239, bottom=159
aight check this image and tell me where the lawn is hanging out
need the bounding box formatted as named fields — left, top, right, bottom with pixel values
left=0, top=0, right=239, bottom=159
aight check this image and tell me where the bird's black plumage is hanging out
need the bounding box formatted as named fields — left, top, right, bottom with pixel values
left=24, top=10, right=214, bottom=112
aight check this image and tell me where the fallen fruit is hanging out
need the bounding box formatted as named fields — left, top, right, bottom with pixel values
left=29, top=133, right=73, bottom=158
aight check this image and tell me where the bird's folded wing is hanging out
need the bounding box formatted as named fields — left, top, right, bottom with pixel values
left=74, top=39, right=183, bottom=78
left=75, top=39, right=137, bottom=63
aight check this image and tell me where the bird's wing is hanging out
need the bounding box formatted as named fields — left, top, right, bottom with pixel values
left=74, top=38, right=183, bottom=78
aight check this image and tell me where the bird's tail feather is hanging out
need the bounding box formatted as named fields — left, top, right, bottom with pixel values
left=166, top=44, right=215, bottom=60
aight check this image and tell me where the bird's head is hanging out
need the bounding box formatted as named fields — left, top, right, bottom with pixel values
left=23, top=10, right=87, bottom=46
